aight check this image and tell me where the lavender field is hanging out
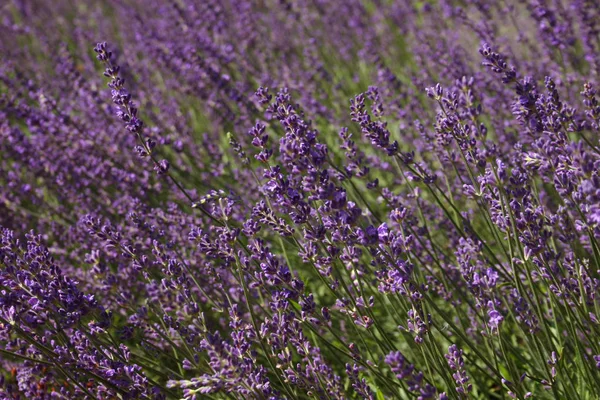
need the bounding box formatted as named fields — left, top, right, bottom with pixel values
left=1, top=1, right=600, bottom=399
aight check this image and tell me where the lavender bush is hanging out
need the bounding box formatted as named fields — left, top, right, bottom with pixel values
left=1, top=1, right=600, bottom=399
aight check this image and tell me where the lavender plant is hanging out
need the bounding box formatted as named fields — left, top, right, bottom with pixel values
left=1, top=1, right=600, bottom=399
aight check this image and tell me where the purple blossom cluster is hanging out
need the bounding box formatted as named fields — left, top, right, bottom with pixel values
left=1, top=1, right=600, bottom=399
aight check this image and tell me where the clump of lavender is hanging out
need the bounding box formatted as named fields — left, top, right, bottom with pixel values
left=1, top=1, right=600, bottom=399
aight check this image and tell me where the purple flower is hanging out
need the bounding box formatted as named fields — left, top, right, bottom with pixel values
left=487, top=301, right=504, bottom=332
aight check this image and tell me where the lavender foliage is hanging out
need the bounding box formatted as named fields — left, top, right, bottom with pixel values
left=1, top=1, right=600, bottom=399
